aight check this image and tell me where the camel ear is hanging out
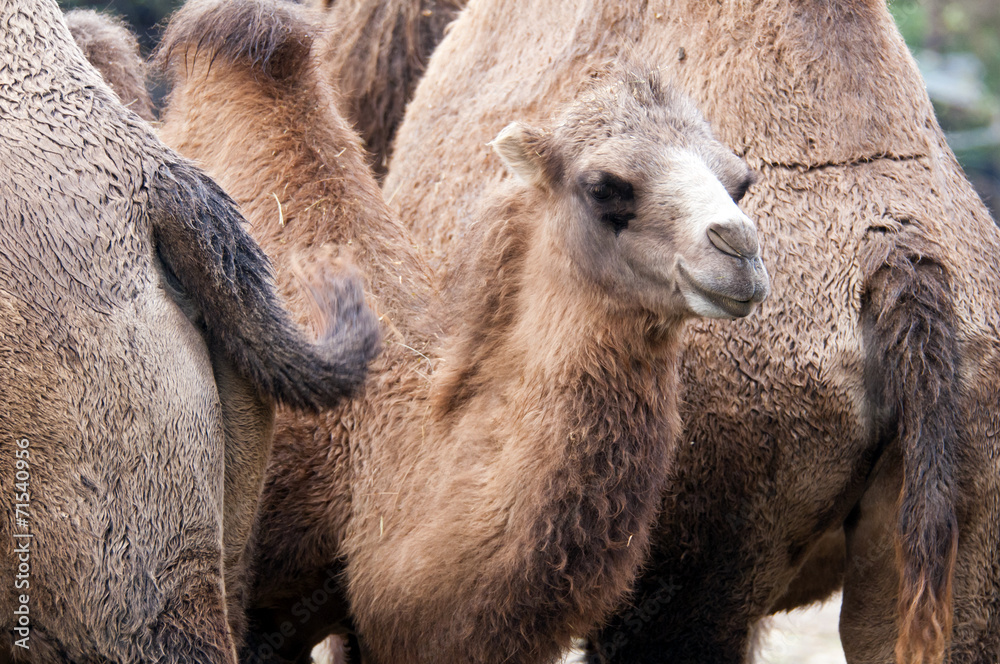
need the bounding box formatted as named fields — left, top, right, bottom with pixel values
left=491, top=122, right=549, bottom=188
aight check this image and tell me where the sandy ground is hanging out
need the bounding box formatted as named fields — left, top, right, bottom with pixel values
left=755, top=593, right=847, bottom=663
left=555, top=593, right=848, bottom=664
left=315, top=594, right=848, bottom=664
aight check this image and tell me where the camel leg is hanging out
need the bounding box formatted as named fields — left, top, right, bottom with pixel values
left=588, top=552, right=754, bottom=663
left=839, top=450, right=901, bottom=664
left=589, top=531, right=810, bottom=660
left=769, top=528, right=845, bottom=614
left=149, top=577, right=238, bottom=664
left=949, top=516, right=1000, bottom=663
left=840, top=428, right=1000, bottom=664
left=210, top=346, right=275, bottom=648
left=947, top=394, right=1000, bottom=664
left=589, top=489, right=808, bottom=663
left=589, top=399, right=872, bottom=664
left=241, top=563, right=353, bottom=664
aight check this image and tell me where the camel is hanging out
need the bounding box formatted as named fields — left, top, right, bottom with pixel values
left=383, top=1, right=1000, bottom=662
left=155, top=1, right=440, bottom=658
left=154, top=1, right=769, bottom=662
left=0, top=1, right=379, bottom=661
left=310, top=0, right=466, bottom=174
left=64, top=8, right=155, bottom=121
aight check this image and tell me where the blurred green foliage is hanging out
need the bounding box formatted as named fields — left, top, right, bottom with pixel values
left=890, top=0, right=1000, bottom=215
left=891, top=0, right=1000, bottom=96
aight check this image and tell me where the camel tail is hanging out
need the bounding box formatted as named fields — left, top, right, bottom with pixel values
left=149, top=160, right=380, bottom=412
left=861, top=244, right=960, bottom=664
left=154, top=0, right=314, bottom=85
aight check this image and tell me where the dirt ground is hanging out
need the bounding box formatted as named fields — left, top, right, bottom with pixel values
left=755, top=593, right=847, bottom=664
left=317, top=595, right=849, bottom=663
left=554, top=593, right=847, bottom=664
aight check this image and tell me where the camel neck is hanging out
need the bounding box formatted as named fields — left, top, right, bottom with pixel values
left=487, top=260, right=682, bottom=511
left=415, top=229, right=684, bottom=654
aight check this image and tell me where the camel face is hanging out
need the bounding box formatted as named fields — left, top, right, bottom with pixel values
left=649, top=149, right=769, bottom=319
left=492, top=72, right=769, bottom=321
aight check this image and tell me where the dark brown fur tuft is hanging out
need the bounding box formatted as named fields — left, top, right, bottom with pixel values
left=155, top=0, right=315, bottom=85
left=861, top=245, right=960, bottom=664
left=65, top=8, right=155, bottom=121
left=150, top=160, right=380, bottom=412
left=314, top=0, right=466, bottom=173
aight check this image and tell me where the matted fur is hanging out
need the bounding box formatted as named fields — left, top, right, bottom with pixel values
left=0, top=0, right=379, bottom=661
left=386, top=0, right=1000, bottom=662
left=65, top=8, right=155, bottom=121
left=311, top=0, right=466, bottom=174
left=156, top=1, right=767, bottom=662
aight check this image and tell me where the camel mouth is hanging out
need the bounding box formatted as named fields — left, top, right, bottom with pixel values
left=676, top=261, right=766, bottom=319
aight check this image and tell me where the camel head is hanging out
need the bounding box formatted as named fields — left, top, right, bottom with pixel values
left=491, top=68, right=770, bottom=321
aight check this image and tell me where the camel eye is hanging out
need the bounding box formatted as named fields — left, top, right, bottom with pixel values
left=581, top=172, right=632, bottom=204
left=579, top=172, right=635, bottom=236
left=591, top=183, right=613, bottom=201
left=730, top=173, right=756, bottom=203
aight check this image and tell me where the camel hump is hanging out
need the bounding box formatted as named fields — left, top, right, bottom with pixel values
left=65, top=9, right=154, bottom=121
left=155, top=0, right=315, bottom=84
left=861, top=245, right=960, bottom=664
left=149, top=160, right=380, bottom=411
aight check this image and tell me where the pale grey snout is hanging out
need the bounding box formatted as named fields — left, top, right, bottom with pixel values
left=706, top=220, right=770, bottom=306
left=707, top=221, right=761, bottom=260
left=675, top=217, right=771, bottom=319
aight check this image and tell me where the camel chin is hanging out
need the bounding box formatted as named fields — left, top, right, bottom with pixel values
left=675, top=257, right=768, bottom=320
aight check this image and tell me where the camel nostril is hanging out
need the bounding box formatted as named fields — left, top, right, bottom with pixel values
left=707, top=222, right=760, bottom=259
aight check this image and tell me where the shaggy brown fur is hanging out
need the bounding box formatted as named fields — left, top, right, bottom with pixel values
left=311, top=0, right=466, bottom=174
left=385, top=1, right=1000, bottom=663
left=0, top=2, right=379, bottom=661
left=156, top=2, right=769, bottom=662
left=65, top=8, right=155, bottom=121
